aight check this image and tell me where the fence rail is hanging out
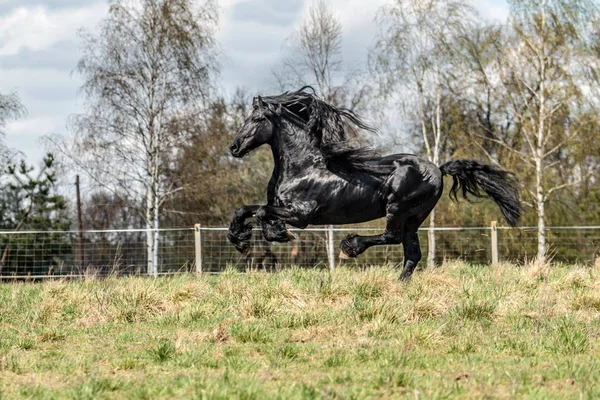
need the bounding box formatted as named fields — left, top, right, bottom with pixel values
left=0, top=224, right=598, bottom=279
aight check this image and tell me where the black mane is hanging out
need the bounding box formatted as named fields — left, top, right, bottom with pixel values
left=257, top=87, right=388, bottom=175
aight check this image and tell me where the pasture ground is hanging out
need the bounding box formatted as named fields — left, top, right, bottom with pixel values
left=1, top=261, right=600, bottom=399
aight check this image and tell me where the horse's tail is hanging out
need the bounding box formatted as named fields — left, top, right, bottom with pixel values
left=439, top=160, right=522, bottom=227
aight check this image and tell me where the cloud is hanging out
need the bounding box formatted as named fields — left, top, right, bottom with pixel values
left=0, top=67, right=81, bottom=106
left=0, top=66, right=82, bottom=162
left=0, top=0, right=86, bottom=9
left=476, top=0, right=509, bottom=23
left=230, top=0, right=304, bottom=27
left=0, top=40, right=80, bottom=70
left=218, top=0, right=388, bottom=95
left=0, top=3, right=106, bottom=56
left=3, top=116, right=60, bottom=162
left=4, top=116, right=57, bottom=136
left=0, top=0, right=511, bottom=164
left=217, top=0, right=304, bottom=94
left=0, top=3, right=104, bottom=163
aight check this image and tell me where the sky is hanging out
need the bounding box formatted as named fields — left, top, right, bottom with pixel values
left=0, top=0, right=509, bottom=165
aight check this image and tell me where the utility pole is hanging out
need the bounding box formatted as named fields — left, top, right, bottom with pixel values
left=75, top=175, right=85, bottom=271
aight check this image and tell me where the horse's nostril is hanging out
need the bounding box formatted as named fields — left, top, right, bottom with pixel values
left=230, top=143, right=239, bottom=153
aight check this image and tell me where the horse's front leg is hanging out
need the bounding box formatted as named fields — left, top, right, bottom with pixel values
left=255, top=205, right=311, bottom=243
left=228, top=205, right=261, bottom=254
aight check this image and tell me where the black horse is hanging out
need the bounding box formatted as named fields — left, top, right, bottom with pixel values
left=227, top=87, right=521, bottom=280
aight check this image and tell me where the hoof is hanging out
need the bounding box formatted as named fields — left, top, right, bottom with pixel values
left=339, top=250, right=350, bottom=260
left=399, top=272, right=412, bottom=282
left=232, top=242, right=251, bottom=255
left=261, top=220, right=295, bottom=243
left=339, top=233, right=362, bottom=258
left=228, top=221, right=253, bottom=254
left=286, top=230, right=298, bottom=241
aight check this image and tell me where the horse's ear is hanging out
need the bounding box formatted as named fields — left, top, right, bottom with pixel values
left=257, top=96, right=264, bottom=107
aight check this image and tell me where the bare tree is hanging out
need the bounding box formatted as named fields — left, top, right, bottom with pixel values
left=0, top=91, right=26, bottom=162
left=274, top=0, right=370, bottom=110
left=487, top=0, right=597, bottom=261
left=67, top=0, right=218, bottom=276
left=0, top=92, right=25, bottom=134
left=371, top=0, right=475, bottom=267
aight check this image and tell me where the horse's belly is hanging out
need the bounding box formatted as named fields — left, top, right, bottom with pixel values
left=310, top=193, right=386, bottom=225
left=276, top=172, right=387, bottom=225
left=312, top=207, right=386, bottom=225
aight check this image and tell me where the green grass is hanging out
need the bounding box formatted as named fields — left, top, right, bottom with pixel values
left=1, top=261, right=600, bottom=399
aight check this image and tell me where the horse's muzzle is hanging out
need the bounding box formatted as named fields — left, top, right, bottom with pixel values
left=229, top=142, right=241, bottom=157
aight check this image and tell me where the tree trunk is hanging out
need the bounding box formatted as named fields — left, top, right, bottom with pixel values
left=152, top=176, right=160, bottom=277
left=535, top=155, right=546, bottom=261
left=146, top=185, right=155, bottom=276
left=427, top=208, right=436, bottom=268
left=536, top=5, right=547, bottom=263
left=428, top=71, right=442, bottom=268
left=416, top=83, right=438, bottom=267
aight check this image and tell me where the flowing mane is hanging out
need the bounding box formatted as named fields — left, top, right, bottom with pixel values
left=256, top=86, right=387, bottom=175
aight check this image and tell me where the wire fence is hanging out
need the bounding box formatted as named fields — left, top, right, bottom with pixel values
left=0, top=228, right=195, bottom=279
left=0, top=225, right=598, bottom=279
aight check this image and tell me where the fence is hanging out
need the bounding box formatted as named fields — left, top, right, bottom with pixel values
left=0, top=224, right=598, bottom=279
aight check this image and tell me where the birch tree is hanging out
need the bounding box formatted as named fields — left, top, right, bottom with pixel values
left=0, top=91, right=26, bottom=162
left=274, top=0, right=369, bottom=110
left=489, top=0, right=597, bottom=261
left=371, top=0, right=475, bottom=267
left=70, top=0, right=218, bottom=276
left=447, top=24, right=514, bottom=161
left=0, top=91, right=25, bottom=135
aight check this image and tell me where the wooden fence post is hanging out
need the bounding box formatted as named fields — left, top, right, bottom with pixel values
left=327, top=225, right=335, bottom=270
left=491, top=221, right=499, bottom=266
left=194, top=224, right=203, bottom=273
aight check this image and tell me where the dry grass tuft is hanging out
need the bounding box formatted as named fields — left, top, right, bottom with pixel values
left=212, top=323, right=229, bottom=343
left=410, top=297, right=447, bottom=321
left=560, top=268, right=591, bottom=290
left=525, top=257, right=551, bottom=282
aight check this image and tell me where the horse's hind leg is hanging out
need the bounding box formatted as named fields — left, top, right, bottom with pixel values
left=398, top=213, right=431, bottom=281
left=259, top=237, right=279, bottom=272
left=243, top=238, right=278, bottom=271
left=339, top=204, right=408, bottom=259
left=338, top=184, right=430, bottom=259
left=339, top=229, right=403, bottom=259
left=398, top=230, right=421, bottom=281
left=339, top=184, right=441, bottom=270
left=341, top=211, right=427, bottom=280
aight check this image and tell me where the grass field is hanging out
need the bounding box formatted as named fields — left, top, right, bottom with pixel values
left=1, top=261, right=600, bottom=399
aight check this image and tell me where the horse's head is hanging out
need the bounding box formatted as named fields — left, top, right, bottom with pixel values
left=229, top=96, right=278, bottom=158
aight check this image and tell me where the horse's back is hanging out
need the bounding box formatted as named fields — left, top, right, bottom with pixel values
left=377, top=153, right=442, bottom=186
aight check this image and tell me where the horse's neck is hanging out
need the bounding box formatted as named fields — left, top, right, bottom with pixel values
left=270, top=124, right=324, bottom=172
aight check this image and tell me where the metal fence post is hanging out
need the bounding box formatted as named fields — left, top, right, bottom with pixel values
left=491, top=221, right=499, bottom=266
left=194, top=224, right=203, bottom=273
left=327, top=225, right=335, bottom=270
